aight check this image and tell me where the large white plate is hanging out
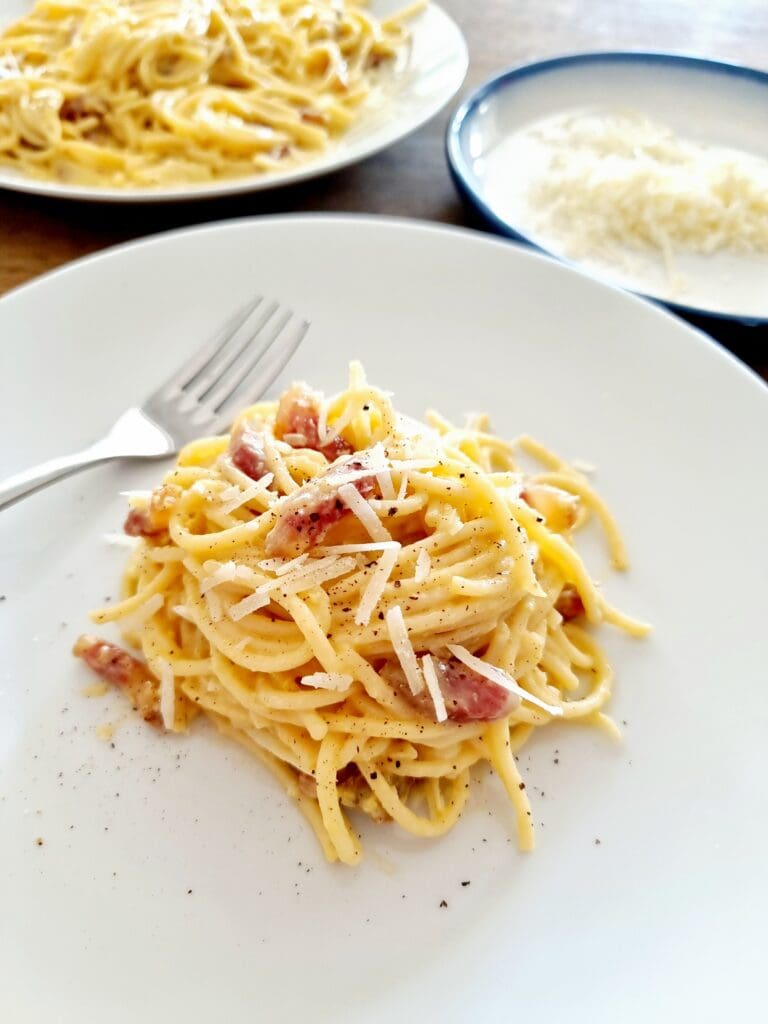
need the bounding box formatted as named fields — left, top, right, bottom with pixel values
left=0, top=1, right=466, bottom=202
left=1, top=216, right=767, bottom=1022
left=446, top=53, right=768, bottom=323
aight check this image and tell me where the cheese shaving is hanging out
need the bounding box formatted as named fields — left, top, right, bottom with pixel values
left=396, top=472, right=409, bottom=501
left=259, top=556, right=358, bottom=596
left=315, top=541, right=400, bottom=555
left=220, top=473, right=274, bottom=514
left=414, top=547, right=431, bottom=583
left=421, top=654, right=447, bottom=722
left=375, top=468, right=396, bottom=500
left=301, top=672, right=354, bottom=691
left=338, top=482, right=391, bottom=542
left=158, top=660, right=175, bottom=731
left=172, top=604, right=195, bottom=622
left=102, top=532, right=140, bottom=548
left=355, top=545, right=400, bottom=626
left=200, top=560, right=238, bottom=594
left=385, top=605, right=424, bottom=695
left=447, top=644, right=562, bottom=716
left=229, top=591, right=270, bottom=621
left=258, top=553, right=309, bottom=576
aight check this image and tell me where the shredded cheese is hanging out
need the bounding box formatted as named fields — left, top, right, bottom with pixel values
left=102, top=532, right=140, bottom=548
left=447, top=644, right=562, bottom=716
left=315, top=541, right=400, bottom=555
left=338, top=482, right=391, bottom=542
left=385, top=605, right=424, bottom=695
left=220, top=473, right=274, bottom=514
left=522, top=110, right=768, bottom=276
left=355, top=545, right=400, bottom=626
left=158, top=660, right=175, bottom=731
left=421, top=654, right=447, bottom=722
left=258, top=553, right=309, bottom=576
left=414, top=547, right=431, bottom=583
left=301, top=672, right=354, bottom=691
left=172, top=604, right=195, bottom=622
left=228, top=591, right=270, bottom=621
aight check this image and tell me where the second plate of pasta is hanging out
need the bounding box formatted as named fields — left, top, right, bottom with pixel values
left=0, top=0, right=467, bottom=200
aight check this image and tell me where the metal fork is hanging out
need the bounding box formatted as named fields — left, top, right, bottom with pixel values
left=0, top=296, right=308, bottom=511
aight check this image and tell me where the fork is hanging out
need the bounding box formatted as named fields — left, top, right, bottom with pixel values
left=0, top=295, right=308, bottom=511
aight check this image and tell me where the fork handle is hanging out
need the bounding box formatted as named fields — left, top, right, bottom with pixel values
left=0, top=444, right=123, bottom=511
left=0, top=407, right=175, bottom=511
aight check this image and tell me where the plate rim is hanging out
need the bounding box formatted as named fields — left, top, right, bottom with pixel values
left=445, top=50, right=768, bottom=327
left=0, top=1, right=467, bottom=204
left=1, top=211, right=766, bottom=402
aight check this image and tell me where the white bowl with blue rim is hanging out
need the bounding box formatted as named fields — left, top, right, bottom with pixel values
left=446, top=52, right=768, bottom=325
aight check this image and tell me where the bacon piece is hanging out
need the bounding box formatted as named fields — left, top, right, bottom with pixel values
left=296, top=765, right=389, bottom=822
left=229, top=422, right=268, bottom=481
left=389, top=657, right=518, bottom=723
left=555, top=584, right=585, bottom=621
left=60, top=94, right=106, bottom=121
left=123, top=483, right=181, bottom=538
left=275, top=383, right=353, bottom=462
left=73, top=634, right=160, bottom=724
left=521, top=483, right=579, bottom=532
left=265, top=456, right=375, bottom=557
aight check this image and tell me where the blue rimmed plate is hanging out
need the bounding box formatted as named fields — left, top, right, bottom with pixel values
left=446, top=52, right=768, bottom=324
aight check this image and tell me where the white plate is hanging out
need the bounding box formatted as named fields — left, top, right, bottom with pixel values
left=1, top=216, right=767, bottom=1022
left=0, top=1, right=466, bottom=202
left=446, top=53, right=768, bottom=323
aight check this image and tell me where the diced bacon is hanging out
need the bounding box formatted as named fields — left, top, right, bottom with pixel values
left=60, top=93, right=106, bottom=121
left=555, top=584, right=585, bottom=620
left=73, top=634, right=160, bottom=725
left=275, top=383, right=353, bottom=462
left=229, top=422, right=268, bottom=481
left=123, top=483, right=181, bottom=537
left=520, top=483, right=579, bottom=532
left=296, top=766, right=388, bottom=821
left=388, top=656, right=518, bottom=723
left=265, top=457, right=375, bottom=557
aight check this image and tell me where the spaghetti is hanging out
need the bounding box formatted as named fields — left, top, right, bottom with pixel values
left=75, top=363, right=648, bottom=865
left=0, top=0, right=417, bottom=187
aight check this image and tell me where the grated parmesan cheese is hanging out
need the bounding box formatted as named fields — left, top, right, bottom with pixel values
left=102, top=532, right=140, bottom=548
left=258, top=553, right=309, bottom=576
left=414, top=547, right=431, bottom=583
left=520, top=110, right=768, bottom=280
left=158, top=660, right=175, bottom=731
left=338, top=482, right=391, bottom=543
left=421, top=654, right=447, bottom=722
left=228, top=590, right=270, bottom=621
left=385, top=605, right=424, bottom=695
left=315, top=541, right=400, bottom=555
left=355, top=545, right=400, bottom=626
left=220, top=473, right=274, bottom=514
left=447, top=644, right=562, bottom=716
left=301, top=672, right=354, bottom=691
left=172, top=604, right=195, bottom=622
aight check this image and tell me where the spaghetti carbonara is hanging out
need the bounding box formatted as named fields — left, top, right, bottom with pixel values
left=75, top=364, right=647, bottom=865
left=0, top=0, right=416, bottom=187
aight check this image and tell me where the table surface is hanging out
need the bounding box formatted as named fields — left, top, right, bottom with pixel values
left=1, top=0, right=766, bottom=381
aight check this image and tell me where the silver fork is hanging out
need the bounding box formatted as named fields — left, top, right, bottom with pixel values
left=0, top=296, right=308, bottom=511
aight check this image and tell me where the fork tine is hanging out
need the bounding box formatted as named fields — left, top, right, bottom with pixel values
left=200, top=305, right=294, bottom=412
left=182, top=299, right=281, bottom=401
left=212, top=317, right=309, bottom=426
left=158, top=294, right=264, bottom=395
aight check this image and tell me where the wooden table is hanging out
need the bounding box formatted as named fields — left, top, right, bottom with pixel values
left=1, top=0, right=767, bottom=380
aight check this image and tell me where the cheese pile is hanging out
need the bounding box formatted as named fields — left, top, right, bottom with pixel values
left=525, top=110, right=768, bottom=265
